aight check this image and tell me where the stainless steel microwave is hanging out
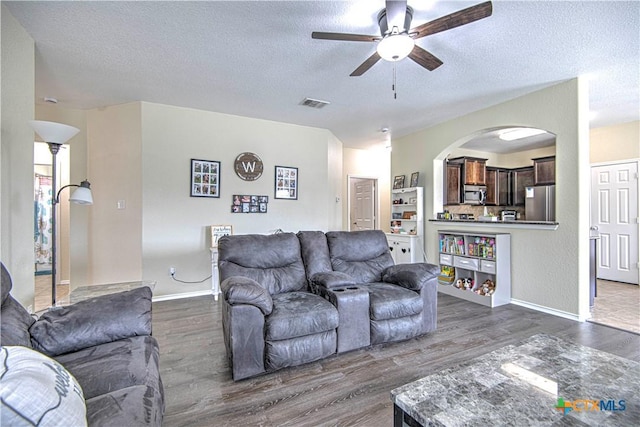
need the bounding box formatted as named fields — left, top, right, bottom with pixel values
left=463, top=185, right=486, bottom=205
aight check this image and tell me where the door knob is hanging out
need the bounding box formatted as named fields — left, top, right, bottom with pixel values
left=590, top=226, right=599, bottom=231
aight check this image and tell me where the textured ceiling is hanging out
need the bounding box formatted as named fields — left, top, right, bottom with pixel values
left=4, top=0, right=639, bottom=150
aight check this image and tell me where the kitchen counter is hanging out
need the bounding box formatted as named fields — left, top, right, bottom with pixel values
left=429, top=218, right=558, bottom=230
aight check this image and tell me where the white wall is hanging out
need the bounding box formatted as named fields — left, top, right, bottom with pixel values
left=87, top=103, right=143, bottom=285
left=1, top=6, right=35, bottom=307
left=450, top=146, right=557, bottom=169
left=82, top=102, right=342, bottom=297
left=342, top=147, right=391, bottom=231
left=393, top=79, right=591, bottom=319
left=590, top=120, right=639, bottom=163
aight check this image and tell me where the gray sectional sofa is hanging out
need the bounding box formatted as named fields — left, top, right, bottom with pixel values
left=218, top=230, right=439, bottom=381
left=0, top=263, right=164, bottom=426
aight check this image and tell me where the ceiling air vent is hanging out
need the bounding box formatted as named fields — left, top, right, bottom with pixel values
left=300, top=98, right=330, bottom=109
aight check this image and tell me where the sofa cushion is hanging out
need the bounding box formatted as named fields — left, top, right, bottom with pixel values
left=54, top=336, right=162, bottom=402
left=1, top=296, right=35, bottom=348
left=297, top=231, right=332, bottom=279
left=1, top=263, right=35, bottom=348
left=30, top=287, right=152, bottom=357
left=0, top=346, right=87, bottom=427
left=365, top=283, right=422, bottom=321
left=326, top=230, right=394, bottom=283
left=266, top=292, right=339, bottom=341
left=85, top=385, right=163, bottom=427
left=218, top=233, right=307, bottom=295
left=266, top=330, right=337, bottom=371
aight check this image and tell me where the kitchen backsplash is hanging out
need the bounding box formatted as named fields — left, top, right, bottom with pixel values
left=443, top=205, right=525, bottom=220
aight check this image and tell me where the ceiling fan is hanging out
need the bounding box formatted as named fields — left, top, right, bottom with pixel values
left=312, top=1, right=493, bottom=76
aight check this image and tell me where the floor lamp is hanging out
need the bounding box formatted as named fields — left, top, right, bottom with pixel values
left=29, top=120, right=93, bottom=307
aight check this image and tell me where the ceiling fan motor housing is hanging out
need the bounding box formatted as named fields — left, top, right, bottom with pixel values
left=378, top=6, right=413, bottom=35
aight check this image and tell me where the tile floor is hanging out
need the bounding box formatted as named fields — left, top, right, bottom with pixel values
left=589, top=279, right=640, bottom=334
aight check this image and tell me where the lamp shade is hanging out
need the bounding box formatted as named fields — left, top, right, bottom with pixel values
left=69, top=180, right=93, bottom=205
left=376, top=34, right=415, bottom=62
left=29, top=120, right=80, bottom=144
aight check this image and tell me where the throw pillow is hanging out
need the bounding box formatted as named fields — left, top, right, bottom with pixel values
left=0, top=346, right=87, bottom=426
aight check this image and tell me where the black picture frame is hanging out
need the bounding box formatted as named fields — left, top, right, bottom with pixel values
left=231, top=195, right=268, bottom=213
left=393, top=175, right=405, bottom=190
left=410, top=172, right=419, bottom=188
left=190, top=159, right=220, bottom=198
left=275, top=166, right=298, bottom=200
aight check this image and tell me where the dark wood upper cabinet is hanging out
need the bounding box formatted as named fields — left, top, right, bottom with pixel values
left=445, top=163, right=462, bottom=205
left=511, top=166, right=535, bottom=206
left=533, top=156, right=556, bottom=185
left=485, top=167, right=511, bottom=206
left=485, top=166, right=511, bottom=206
left=448, top=156, right=487, bottom=186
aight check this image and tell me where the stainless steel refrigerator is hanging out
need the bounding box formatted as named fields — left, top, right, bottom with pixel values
left=525, top=185, right=555, bottom=221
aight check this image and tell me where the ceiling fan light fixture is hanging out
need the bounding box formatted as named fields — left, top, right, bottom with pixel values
left=376, top=33, right=414, bottom=62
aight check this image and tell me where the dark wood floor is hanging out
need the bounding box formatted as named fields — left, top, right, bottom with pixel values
left=152, top=294, right=640, bottom=427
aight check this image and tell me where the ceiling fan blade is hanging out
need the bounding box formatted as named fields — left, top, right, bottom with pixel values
left=312, top=32, right=380, bottom=42
left=410, top=1, right=493, bottom=39
left=385, top=0, right=408, bottom=31
left=350, top=52, right=382, bottom=76
left=408, top=45, right=443, bottom=71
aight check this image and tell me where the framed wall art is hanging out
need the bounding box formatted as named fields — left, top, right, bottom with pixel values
left=393, top=175, right=405, bottom=190
left=410, top=172, right=419, bottom=188
left=210, top=225, right=233, bottom=247
left=275, top=166, right=298, bottom=200
left=191, top=159, right=220, bottom=198
left=231, top=195, right=268, bottom=213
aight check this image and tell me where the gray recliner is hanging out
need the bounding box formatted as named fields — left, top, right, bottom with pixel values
left=218, top=233, right=339, bottom=381
left=218, top=230, right=439, bottom=381
left=0, top=262, right=164, bottom=426
left=302, top=230, right=439, bottom=346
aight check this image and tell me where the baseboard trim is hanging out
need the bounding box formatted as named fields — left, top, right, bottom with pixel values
left=510, top=298, right=582, bottom=322
left=152, top=289, right=213, bottom=302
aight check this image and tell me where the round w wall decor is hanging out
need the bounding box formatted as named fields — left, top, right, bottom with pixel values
left=234, top=152, right=264, bottom=181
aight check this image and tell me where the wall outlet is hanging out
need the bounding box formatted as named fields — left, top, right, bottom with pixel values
left=169, top=267, right=176, bottom=276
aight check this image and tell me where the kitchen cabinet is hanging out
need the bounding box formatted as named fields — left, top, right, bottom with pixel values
left=511, top=166, right=534, bottom=206
left=387, top=187, right=423, bottom=264
left=437, top=231, right=511, bottom=307
left=387, top=234, right=421, bottom=264
left=445, top=164, right=461, bottom=205
left=485, top=167, right=511, bottom=206
left=533, top=156, right=556, bottom=185
left=448, top=156, right=487, bottom=185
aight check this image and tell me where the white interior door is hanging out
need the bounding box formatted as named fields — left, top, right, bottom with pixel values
left=351, top=178, right=376, bottom=231
left=591, top=162, right=639, bottom=284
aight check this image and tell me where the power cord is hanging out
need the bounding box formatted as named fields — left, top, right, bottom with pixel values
left=170, top=271, right=212, bottom=284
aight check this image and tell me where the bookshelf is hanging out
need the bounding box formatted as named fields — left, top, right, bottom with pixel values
left=437, top=231, right=511, bottom=307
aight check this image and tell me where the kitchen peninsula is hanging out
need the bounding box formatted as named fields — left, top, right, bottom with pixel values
left=429, top=218, right=558, bottom=230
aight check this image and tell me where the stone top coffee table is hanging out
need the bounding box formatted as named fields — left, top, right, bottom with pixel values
left=391, top=334, right=639, bottom=426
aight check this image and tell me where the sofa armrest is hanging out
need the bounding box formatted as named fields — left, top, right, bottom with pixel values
left=382, top=263, right=440, bottom=291
left=30, top=287, right=152, bottom=357
left=310, top=271, right=356, bottom=289
left=221, top=276, right=273, bottom=315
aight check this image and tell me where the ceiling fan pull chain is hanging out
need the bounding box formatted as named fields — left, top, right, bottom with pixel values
left=393, top=65, right=397, bottom=99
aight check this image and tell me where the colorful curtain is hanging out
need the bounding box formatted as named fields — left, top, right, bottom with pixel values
left=34, top=174, right=53, bottom=274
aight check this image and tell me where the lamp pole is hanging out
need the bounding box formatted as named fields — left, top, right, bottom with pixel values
left=48, top=142, right=62, bottom=306
left=30, top=120, right=82, bottom=308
